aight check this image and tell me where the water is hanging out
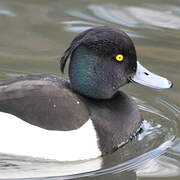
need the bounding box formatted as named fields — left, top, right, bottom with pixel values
left=0, top=0, right=180, bottom=179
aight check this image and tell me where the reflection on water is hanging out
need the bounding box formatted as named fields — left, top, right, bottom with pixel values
left=137, top=150, right=180, bottom=178
left=0, top=0, right=180, bottom=180
left=0, top=9, right=16, bottom=17
left=63, top=3, right=180, bottom=35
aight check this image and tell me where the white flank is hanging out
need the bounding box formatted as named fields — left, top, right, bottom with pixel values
left=0, top=112, right=101, bottom=161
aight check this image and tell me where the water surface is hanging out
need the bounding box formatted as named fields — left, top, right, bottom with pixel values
left=0, top=0, right=180, bottom=180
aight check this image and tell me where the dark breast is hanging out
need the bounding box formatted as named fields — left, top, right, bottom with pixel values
left=87, top=91, right=143, bottom=155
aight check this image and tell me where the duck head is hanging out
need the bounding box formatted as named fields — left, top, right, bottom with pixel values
left=60, top=26, right=172, bottom=99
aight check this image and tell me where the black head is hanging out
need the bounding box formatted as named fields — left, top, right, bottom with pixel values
left=60, top=26, right=137, bottom=99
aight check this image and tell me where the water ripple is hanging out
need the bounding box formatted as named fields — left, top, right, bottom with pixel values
left=62, top=3, right=180, bottom=37
left=0, top=9, right=16, bottom=17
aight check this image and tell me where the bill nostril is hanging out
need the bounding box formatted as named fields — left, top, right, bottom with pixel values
left=169, top=81, right=173, bottom=88
left=144, top=72, right=149, bottom=76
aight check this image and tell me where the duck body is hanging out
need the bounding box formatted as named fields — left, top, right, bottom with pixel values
left=0, top=74, right=141, bottom=161
left=0, top=26, right=172, bottom=161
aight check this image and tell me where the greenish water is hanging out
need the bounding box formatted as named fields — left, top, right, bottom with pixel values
left=0, top=0, right=180, bottom=179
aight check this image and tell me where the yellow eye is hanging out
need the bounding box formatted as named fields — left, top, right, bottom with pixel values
left=115, top=54, right=124, bottom=62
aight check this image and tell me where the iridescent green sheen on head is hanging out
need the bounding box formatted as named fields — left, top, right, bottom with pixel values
left=69, top=46, right=113, bottom=99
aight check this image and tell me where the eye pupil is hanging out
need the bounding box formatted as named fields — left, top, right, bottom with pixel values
left=116, top=54, right=124, bottom=62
